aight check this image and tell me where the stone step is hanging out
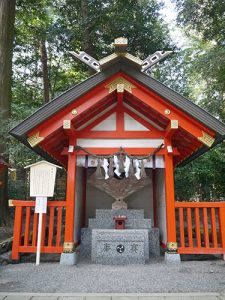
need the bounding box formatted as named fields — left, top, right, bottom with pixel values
left=95, top=209, right=144, bottom=220
left=88, top=218, right=151, bottom=229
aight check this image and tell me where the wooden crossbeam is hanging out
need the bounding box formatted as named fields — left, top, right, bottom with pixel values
left=165, top=120, right=179, bottom=139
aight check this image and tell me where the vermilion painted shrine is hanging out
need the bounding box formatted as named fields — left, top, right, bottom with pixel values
left=10, top=38, right=225, bottom=264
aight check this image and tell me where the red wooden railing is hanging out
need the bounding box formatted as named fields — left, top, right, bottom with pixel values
left=11, top=200, right=66, bottom=260
left=175, top=202, right=225, bottom=254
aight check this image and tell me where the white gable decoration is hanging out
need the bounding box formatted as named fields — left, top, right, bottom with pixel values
left=91, top=112, right=116, bottom=131
left=124, top=113, right=149, bottom=131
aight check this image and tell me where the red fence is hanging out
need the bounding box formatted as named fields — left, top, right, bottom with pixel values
left=11, top=200, right=66, bottom=260
left=175, top=202, right=225, bottom=254
left=11, top=200, right=225, bottom=260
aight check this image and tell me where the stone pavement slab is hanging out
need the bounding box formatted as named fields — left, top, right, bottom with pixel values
left=58, top=297, right=85, bottom=300
left=138, top=297, right=166, bottom=300
left=85, top=297, right=111, bottom=300
left=170, top=296, right=220, bottom=300
left=0, top=293, right=225, bottom=300
left=112, top=296, right=139, bottom=300
left=4, top=296, right=32, bottom=300
left=31, top=297, right=58, bottom=300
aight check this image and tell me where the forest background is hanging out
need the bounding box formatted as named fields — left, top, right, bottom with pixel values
left=0, top=0, right=224, bottom=225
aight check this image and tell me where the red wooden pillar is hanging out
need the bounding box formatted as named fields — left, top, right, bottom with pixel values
left=164, top=139, right=177, bottom=253
left=82, top=155, right=88, bottom=227
left=63, top=139, right=77, bottom=253
left=152, top=155, right=157, bottom=227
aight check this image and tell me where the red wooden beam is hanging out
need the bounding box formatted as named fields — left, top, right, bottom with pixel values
left=165, top=120, right=178, bottom=139
left=122, top=73, right=215, bottom=138
left=116, top=92, right=124, bottom=131
left=28, top=90, right=112, bottom=140
left=61, top=146, right=179, bottom=156
left=125, top=94, right=169, bottom=126
left=63, top=121, right=77, bottom=139
left=124, top=97, right=167, bottom=129
left=40, top=143, right=67, bottom=167
left=27, top=72, right=121, bottom=138
left=77, top=131, right=163, bottom=139
left=74, top=97, right=116, bottom=129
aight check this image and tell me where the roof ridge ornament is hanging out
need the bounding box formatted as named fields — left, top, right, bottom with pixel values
left=141, top=50, right=173, bottom=72
left=69, top=51, right=101, bottom=72
left=113, top=37, right=128, bottom=53
left=69, top=37, right=172, bottom=73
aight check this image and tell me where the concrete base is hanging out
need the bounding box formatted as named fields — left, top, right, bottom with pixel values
left=164, top=252, right=181, bottom=264
left=60, top=252, right=77, bottom=266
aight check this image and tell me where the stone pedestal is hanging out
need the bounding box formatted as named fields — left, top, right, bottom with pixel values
left=92, top=229, right=149, bottom=264
left=164, top=252, right=181, bottom=264
left=80, top=209, right=160, bottom=260
left=60, top=252, right=77, bottom=265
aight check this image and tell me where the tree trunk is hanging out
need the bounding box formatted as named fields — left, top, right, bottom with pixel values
left=0, top=0, right=16, bottom=225
left=40, top=39, right=50, bottom=103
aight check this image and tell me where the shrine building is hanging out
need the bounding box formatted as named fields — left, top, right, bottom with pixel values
left=10, top=38, right=225, bottom=264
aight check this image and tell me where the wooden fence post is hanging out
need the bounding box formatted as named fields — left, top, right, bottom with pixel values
left=11, top=206, right=23, bottom=261
left=219, top=206, right=225, bottom=260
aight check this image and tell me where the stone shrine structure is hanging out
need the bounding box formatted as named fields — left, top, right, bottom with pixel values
left=80, top=209, right=159, bottom=264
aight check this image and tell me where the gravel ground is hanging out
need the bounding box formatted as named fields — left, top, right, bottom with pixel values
left=1, top=256, right=225, bottom=293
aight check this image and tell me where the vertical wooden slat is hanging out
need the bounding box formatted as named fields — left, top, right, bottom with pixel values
left=203, top=207, right=209, bottom=248
left=48, top=207, right=55, bottom=247
left=32, top=213, right=38, bottom=246
left=187, top=207, right=193, bottom=248
left=12, top=206, right=23, bottom=260
left=195, top=207, right=201, bottom=248
left=210, top=208, right=218, bottom=248
left=56, top=207, right=63, bottom=246
left=218, top=207, right=225, bottom=250
left=24, top=207, right=31, bottom=246
left=179, top=208, right=185, bottom=247
left=41, top=213, right=46, bottom=247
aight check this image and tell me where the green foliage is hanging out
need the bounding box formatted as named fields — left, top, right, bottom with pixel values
left=175, top=0, right=225, bottom=45
left=174, top=0, right=225, bottom=120
left=53, top=0, right=173, bottom=58
left=175, top=143, right=225, bottom=201
left=152, top=49, right=193, bottom=98
left=9, top=0, right=225, bottom=202
left=9, top=0, right=173, bottom=168
left=172, top=0, right=225, bottom=200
